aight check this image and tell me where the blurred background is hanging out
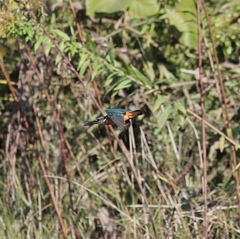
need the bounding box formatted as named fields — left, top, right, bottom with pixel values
left=0, top=0, right=240, bottom=238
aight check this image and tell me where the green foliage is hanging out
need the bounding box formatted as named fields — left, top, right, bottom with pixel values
left=0, top=7, right=34, bottom=41
left=0, top=10, right=15, bottom=38
left=0, top=0, right=240, bottom=238
left=166, top=0, right=197, bottom=47
left=210, top=0, right=240, bottom=61
left=86, top=0, right=158, bottom=17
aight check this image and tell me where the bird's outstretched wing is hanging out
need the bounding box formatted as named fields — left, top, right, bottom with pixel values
left=106, top=109, right=130, bottom=131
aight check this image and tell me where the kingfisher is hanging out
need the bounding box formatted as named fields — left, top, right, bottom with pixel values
left=84, top=108, right=143, bottom=131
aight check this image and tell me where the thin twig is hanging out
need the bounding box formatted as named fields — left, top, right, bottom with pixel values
left=26, top=9, right=159, bottom=238
left=24, top=44, right=74, bottom=209
left=187, top=109, right=240, bottom=148
left=68, top=0, right=131, bottom=220
left=202, top=0, right=240, bottom=215
left=197, top=1, right=208, bottom=238
left=0, top=60, right=68, bottom=239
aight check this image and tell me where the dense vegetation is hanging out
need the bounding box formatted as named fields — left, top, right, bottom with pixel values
left=0, top=0, right=239, bottom=238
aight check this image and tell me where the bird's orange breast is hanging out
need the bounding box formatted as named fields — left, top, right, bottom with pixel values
left=105, top=117, right=115, bottom=125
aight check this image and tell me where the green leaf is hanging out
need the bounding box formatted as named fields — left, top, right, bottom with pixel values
left=106, top=40, right=115, bottom=65
left=59, top=41, right=65, bottom=51
left=102, top=186, right=119, bottom=199
left=158, top=64, right=176, bottom=80
left=177, top=113, right=185, bottom=128
left=34, top=35, right=44, bottom=52
left=129, top=0, right=158, bottom=18
left=55, top=53, right=62, bottom=64
left=86, top=0, right=133, bottom=16
left=143, top=61, right=155, bottom=82
left=91, top=59, right=105, bottom=81
left=66, top=42, right=79, bottom=59
left=117, top=56, right=132, bottom=75
left=117, top=56, right=152, bottom=87
left=15, top=182, right=32, bottom=208
left=166, top=0, right=197, bottom=48
left=104, top=77, right=131, bottom=96
left=174, top=101, right=186, bottom=115
left=104, top=72, right=119, bottom=86
left=86, top=0, right=158, bottom=18
left=153, top=96, right=165, bottom=112
left=44, top=37, right=53, bottom=57
left=79, top=59, right=91, bottom=77
left=85, top=34, right=98, bottom=55
left=70, top=26, right=75, bottom=38
left=52, top=29, right=70, bottom=41
left=77, top=52, right=88, bottom=71
left=159, top=105, right=172, bottom=128
left=104, top=79, right=121, bottom=96
left=219, top=136, right=225, bottom=152
left=131, top=66, right=152, bottom=87
left=114, top=79, right=132, bottom=91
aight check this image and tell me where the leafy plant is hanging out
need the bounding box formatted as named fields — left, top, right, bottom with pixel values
left=0, top=0, right=239, bottom=238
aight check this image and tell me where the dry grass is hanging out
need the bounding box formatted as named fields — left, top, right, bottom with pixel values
left=0, top=0, right=240, bottom=238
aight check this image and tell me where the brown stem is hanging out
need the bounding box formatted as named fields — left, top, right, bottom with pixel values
left=202, top=0, right=240, bottom=215
left=0, top=60, right=68, bottom=239
left=197, top=1, right=208, bottom=238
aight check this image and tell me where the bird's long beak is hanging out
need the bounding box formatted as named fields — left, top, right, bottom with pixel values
left=84, top=120, right=98, bottom=126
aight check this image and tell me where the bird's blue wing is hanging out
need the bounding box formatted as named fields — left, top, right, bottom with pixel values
left=106, top=109, right=130, bottom=131
left=106, top=109, right=126, bottom=114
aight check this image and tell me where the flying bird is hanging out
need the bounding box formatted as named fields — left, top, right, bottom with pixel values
left=84, top=108, right=143, bottom=131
